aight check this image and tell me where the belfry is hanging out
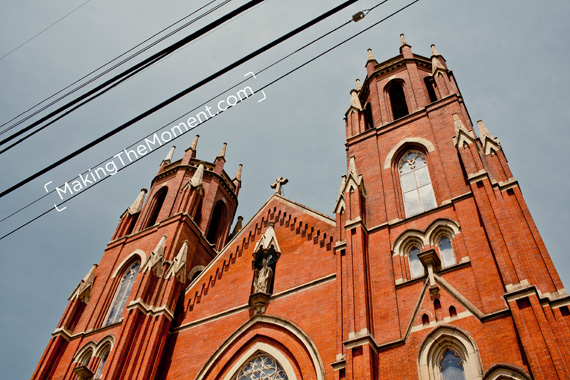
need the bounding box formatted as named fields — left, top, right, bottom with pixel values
left=33, top=35, right=570, bottom=380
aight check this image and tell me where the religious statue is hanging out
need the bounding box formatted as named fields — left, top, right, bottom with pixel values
left=253, top=256, right=273, bottom=294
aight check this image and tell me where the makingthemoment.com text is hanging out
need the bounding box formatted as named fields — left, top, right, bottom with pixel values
left=49, top=85, right=256, bottom=202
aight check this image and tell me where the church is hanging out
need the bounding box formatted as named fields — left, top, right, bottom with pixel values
left=32, top=35, right=570, bottom=380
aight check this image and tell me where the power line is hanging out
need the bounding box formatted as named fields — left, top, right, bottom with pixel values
left=0, top=1, right=93, bottom=62
left=0, top=0, right=266, bottom=151
left=0, top=0, right=225, bottom=135
left=0, top=0, right=360, bottom=198
left=0, top=1, right=359, bottom=225
left=0, top=0, right=421, bottom=241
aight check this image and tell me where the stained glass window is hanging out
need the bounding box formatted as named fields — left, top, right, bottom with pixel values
left=440, top=349, right=466, bottom=380
left=103, top=261, right=140, bottom=326
left=236, top=354, right=288, bottom=380
left=399, top=151, right=437, bottom=217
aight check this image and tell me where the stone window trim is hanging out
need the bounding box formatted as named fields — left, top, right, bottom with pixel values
left=73, top=335, right=115, bottom=375
left=111, top=249, right=146, bottom=278
left=224, top=344, right=296, bottom=380
left=384, top=138, right=436, bottom=170
left=483, top=364, right=532, bottom=380
left=397, top=149, right=438, bottom=217
left=392, top=219, right=461, bottom=256
left=417, top=325, right=484, bottom=380
left=103, top=260, right=140, bottom=327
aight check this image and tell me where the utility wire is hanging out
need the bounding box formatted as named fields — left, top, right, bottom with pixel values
left=0, top=0, right=223, bottom=135
left=0, top=1, right=93, bottom=62
left=0, top=0, right=360, bottom=198
left=0, top=0, right=266, bottom=151
left=0, top=0, right=358, bottom=224
left=0, top=0, right=420, bottom=241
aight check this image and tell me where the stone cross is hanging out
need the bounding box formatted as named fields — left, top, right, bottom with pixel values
left=270, top=177, right=288, bottom=195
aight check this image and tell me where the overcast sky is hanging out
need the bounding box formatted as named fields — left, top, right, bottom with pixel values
left=0, top=0, right=569, bottom=378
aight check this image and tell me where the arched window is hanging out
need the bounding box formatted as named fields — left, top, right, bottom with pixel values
left=422, top=314, right=430, bottom=325
left=146, top=188, right=168, bottom=227
left=440, top=349, right=466, bottom=380
left=235, top=354, right=288, bottom=380
left=439, top=236, right=456, bottom=267
left=388, top=82, right=409, bottom=119
left=409, top=247, right=425, bottom=278
left=424, top=77, right=438, bottom=103
left=93, top=348, right=110, bottom=380
left=399, top=150, right=437, bottom=217
left=207, top=201, right=226, bottom=248
left=364, top=103, right=373, bottom=130
left=103, top=261, right=140, bottom=326
left=449, top=306, right=457, bottom=318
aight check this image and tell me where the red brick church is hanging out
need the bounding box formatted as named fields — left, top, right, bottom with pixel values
left=32, top=35, right=570, bottom=380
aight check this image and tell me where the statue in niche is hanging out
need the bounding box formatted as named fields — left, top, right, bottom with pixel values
left=253, top=256, right=273, bottom=294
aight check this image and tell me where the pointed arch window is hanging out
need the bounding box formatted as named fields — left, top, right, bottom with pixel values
left=146, top=188, right=168, bottom=228
left=409, top=247, right=425, bottom=278
left=439, top=236, right=456, bottom=267
left=440, top=349, right=466, bottom=380
left=399, top=150, right=437, bottom=217
left=388, top=82, right=409, bottom=119
left=207, top=201, right=226, bottom=249
left=235, top=354, right=288, bottom=380
left=103, top=261, right=140, bottom=326
left=93, top=348, right=110, bottom=380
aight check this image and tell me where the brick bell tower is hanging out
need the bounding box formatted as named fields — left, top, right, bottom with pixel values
left=333, top=34, right=570, bottom=379
left=32, top=136, right=242, bottom=380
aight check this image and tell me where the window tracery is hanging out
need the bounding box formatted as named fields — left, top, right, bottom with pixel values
left=103, top=261, right=140, bottom=326
left=236, top=354, right=288, bottom=380
left=399, top=150, right=437, bottom=217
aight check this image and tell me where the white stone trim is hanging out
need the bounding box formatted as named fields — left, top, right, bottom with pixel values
left=483, top=365, right=531, bottom=380
left=73, top=341, right=96, bottom=364
left=111, top=249, right=146, bottom=278
left=194, top=315, right=325, bottom=380
left=417, top=325, right=484, bottom=380
left=93, top=335, right=115, bottom=358
left=188, top=265, right=206, bottom=282
left=222, top=342, right=298, bottom=380
left=383, top=137, right=436, bottom=169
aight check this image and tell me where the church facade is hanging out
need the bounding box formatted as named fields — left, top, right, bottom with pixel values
left=32, top=35, right=570, bottom=380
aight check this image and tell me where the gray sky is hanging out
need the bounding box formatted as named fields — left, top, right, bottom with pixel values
left=0, top=0, right=569, bottom=378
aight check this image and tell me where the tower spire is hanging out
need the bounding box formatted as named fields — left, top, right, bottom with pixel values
left=190, top=135, right=199, bottom=152
left=431, top=43, right=441, bottom=56
left=355, top=78, right=362, bottom=92
left=190, top=163, right=204, bottom=188
left=349, top=89, right=363, bottom=111
left=366, top=48, right=376, bottom=63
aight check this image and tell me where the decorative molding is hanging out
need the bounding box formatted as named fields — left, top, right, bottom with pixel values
left=126, top=298, right=175, bottom=321
left=111, top=249, right=146, bottom=278
left=384, top=137, right=436, bottom=169
left=221, top=342, right=298, bottom=380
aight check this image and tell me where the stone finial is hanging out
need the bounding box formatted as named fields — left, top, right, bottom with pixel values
left=234, top=164, right=243, bottom=182
left=355, top=79, right=362, bottom=91
left=348, top=156, right=359, bottom=177
left=189, top=135, right=199, bottom=152
left=128, top=188, right=147, bottom=215
left=190, top=163, right=204, bottom=188
left=167, top=241, right=188, bottom=283
left=367, top=48, right=375, bottom=62
left=216, top=142, right=227, bottom=161
left=400, top=33, right=408, bottom=46
left=254, top=221, right=281, bottom=253
left=162, top=146, right=176, bottom=165
left=453, top=114, right=468, bottom=133
left=144, top=235, right=167, bottom=277
left=270, top=177, right=288, bottom=195
left=431, top=44, right=440, bottom=56
left=337, top=175, right=347, bottom=200
left=349, top=89, right=363, bottom=111
left=477, top=120, right=492, bottom=139
left=431, top=55, right=446, bottom=75
left=69, top=264, right=98, bottom=303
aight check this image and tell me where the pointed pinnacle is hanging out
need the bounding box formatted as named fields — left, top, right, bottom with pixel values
left=129, top=188, right=147, bottom=214
left=217, top=142, right=227, bottom=160
left=367, top=48, right=375, bottom=62
left=453, top=114, right=468, bottom=132
left=477, top=120, right=492, bottom=139
left=162, top=146, right=176, bottom=164
left=190, top=163, right=205, bottom=187
left=400, top=33, right=408, bottom=46
left=190, top=135, right=199, bottom=151
left=350, top=89, right=363, bottom=111
left=431, top=44, right=440, bottom=56
left=348, top=156, right=359, bottom=177
left=355, top=79, right=362, bottom=91
left=234, top=164, right=243, bottom=181
left=153, top=235, right=167, bottom=257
